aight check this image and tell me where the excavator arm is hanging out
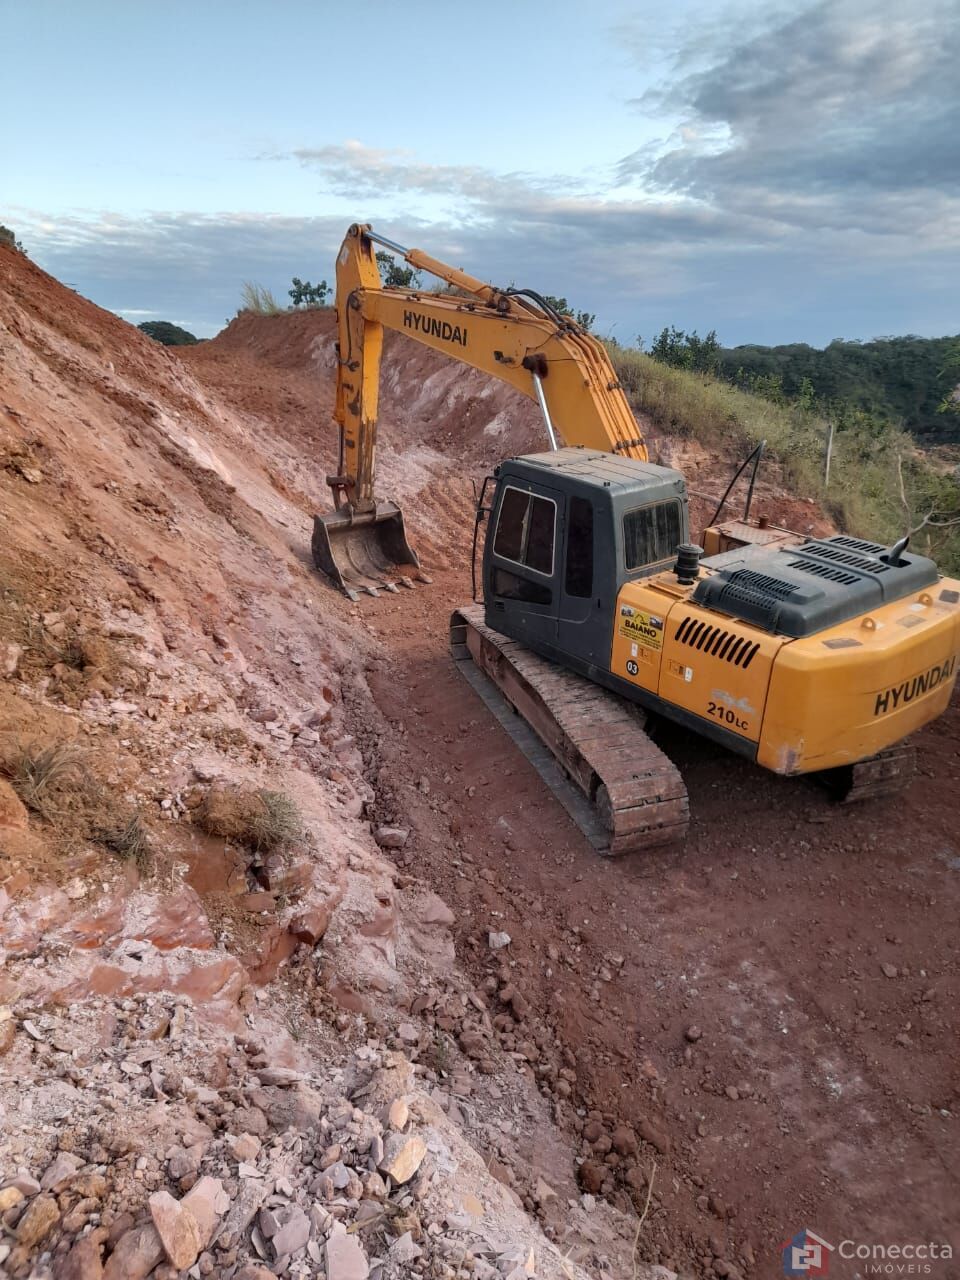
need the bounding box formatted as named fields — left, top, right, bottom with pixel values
left=329, top=223, right=647, bottom=514
left=315, top=223, right=648, bottom=597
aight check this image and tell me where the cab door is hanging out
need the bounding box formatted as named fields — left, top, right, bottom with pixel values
left=557, top=493, right=606, bottom=666
left=484, top=479, right=563, bottom=649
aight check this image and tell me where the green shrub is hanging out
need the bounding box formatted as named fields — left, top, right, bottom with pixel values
left=138, top=320, right=198, bottom=346
left=289, top=277, right=329, bottom=307
left=375, top=251, right=421, bottom=290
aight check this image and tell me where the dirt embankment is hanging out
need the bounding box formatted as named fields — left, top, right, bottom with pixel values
left=0, top=248, right=641, bottom=1279
left=1, top=252, right=957, bottom=1280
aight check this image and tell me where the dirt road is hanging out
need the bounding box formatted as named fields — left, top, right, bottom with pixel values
left=358, top=547, right=960, bottom=1273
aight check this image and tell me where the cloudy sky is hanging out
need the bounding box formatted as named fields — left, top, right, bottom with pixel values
left=4, top=0, right=958, bottom=344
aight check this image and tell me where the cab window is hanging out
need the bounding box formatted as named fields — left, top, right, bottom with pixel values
left=493, top=487, right=556, bottom=577
left=565, top=496, right=594, bottom=597
left=623, top=501, right=682, bottom=570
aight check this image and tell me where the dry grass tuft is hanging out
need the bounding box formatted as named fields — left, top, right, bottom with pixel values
left=50, top=630, right=86, bottom=671
left=240, top=281, right=284, bottom=316
left=2, top=739, right=152, bottom=871
left=196, top=784, right=302, bottom=852
left=2, top=740, right=86, bottom=818
left=253, top=790, right=303, bottom=851
left=92, top=811, right=151, bottom=871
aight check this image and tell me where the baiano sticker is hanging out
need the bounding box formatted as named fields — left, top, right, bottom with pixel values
left=618, top=607, right=664, bottom=651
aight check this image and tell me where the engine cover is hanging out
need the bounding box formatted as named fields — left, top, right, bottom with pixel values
left=692, top=535, right=940, bottom=638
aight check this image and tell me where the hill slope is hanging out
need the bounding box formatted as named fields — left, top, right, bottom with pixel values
left=2, top=247, right=958, bottom=1278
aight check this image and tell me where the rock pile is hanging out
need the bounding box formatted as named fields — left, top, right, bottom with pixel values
left=0, top=996, right=617, bottom=1279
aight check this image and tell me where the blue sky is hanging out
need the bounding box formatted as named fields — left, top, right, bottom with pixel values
left=4, top=0, right=959, bottom=344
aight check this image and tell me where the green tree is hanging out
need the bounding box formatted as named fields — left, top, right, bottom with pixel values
left=715, top=334, right=960, bottom=442
left=541, top=295, right=595, bottom=331
left=288, top=277, right=329, bottom=307
left=686, top=329, right=721, bottom=374
left=939, top=342, right=960, bottom=415
left=138, top=320, right=198, bottom=346
left=375, top=251, right=421, bottom=290
left=649, top=326, right=720, bottom=373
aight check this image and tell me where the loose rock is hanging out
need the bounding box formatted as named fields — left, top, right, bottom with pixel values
left=374, top=826, right=409, bottom=849
left=55, top=1235, right=104, bottom=1280
left=272, top=1206, right=310, bottom=1258
left=0, top=642, right=23, bottom=678
left=379, top=1131, right=427, bottom=1184
left=0, top=778, right=29, bottom=830
left=327, top=1227, right=371, bottom=1279
left=149, top=1190, right=203, bottom=1270
left=16, top=1194, right=60, bottom=1248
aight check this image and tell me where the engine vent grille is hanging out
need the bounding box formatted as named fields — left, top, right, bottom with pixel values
left=674, top=616, right=760, bottom=668
left=797, top=541, right=890, bottom=574
left=787, top=557, right=859, bottom=585
left=829, top=535, right=887, bottom=555
left=725, top=570, right=796, bottom=601
left=690, top=531, right=938, bottom=637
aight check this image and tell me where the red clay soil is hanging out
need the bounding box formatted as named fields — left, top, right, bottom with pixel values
left=181, top=310, right=960, bottom=1276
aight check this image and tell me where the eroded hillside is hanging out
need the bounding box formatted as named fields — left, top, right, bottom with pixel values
left=0, top=246, right=646, bottom=1279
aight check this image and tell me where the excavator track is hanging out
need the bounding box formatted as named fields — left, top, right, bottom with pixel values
left=450, top=605, right=689, bottom=854
left=820, top=742, right=918, bottom=805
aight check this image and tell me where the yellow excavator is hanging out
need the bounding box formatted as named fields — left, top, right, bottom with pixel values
left=314, top=223, right=960, bottom=852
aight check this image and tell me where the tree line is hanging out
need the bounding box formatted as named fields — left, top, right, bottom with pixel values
left=640, top=327, right=960, bottom=442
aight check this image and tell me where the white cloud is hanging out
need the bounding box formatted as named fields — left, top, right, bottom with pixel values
left=6, top=0, right=959, bottom=351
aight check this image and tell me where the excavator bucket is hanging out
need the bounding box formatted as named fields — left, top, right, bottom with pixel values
left=312, top=501, right=431, bottom=601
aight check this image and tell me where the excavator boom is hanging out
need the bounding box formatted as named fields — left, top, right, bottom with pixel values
left=314, top=223, right=646, bottom=597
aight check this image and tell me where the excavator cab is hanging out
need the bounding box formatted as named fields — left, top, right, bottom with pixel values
left=482, top=448, right=689, bottom=668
